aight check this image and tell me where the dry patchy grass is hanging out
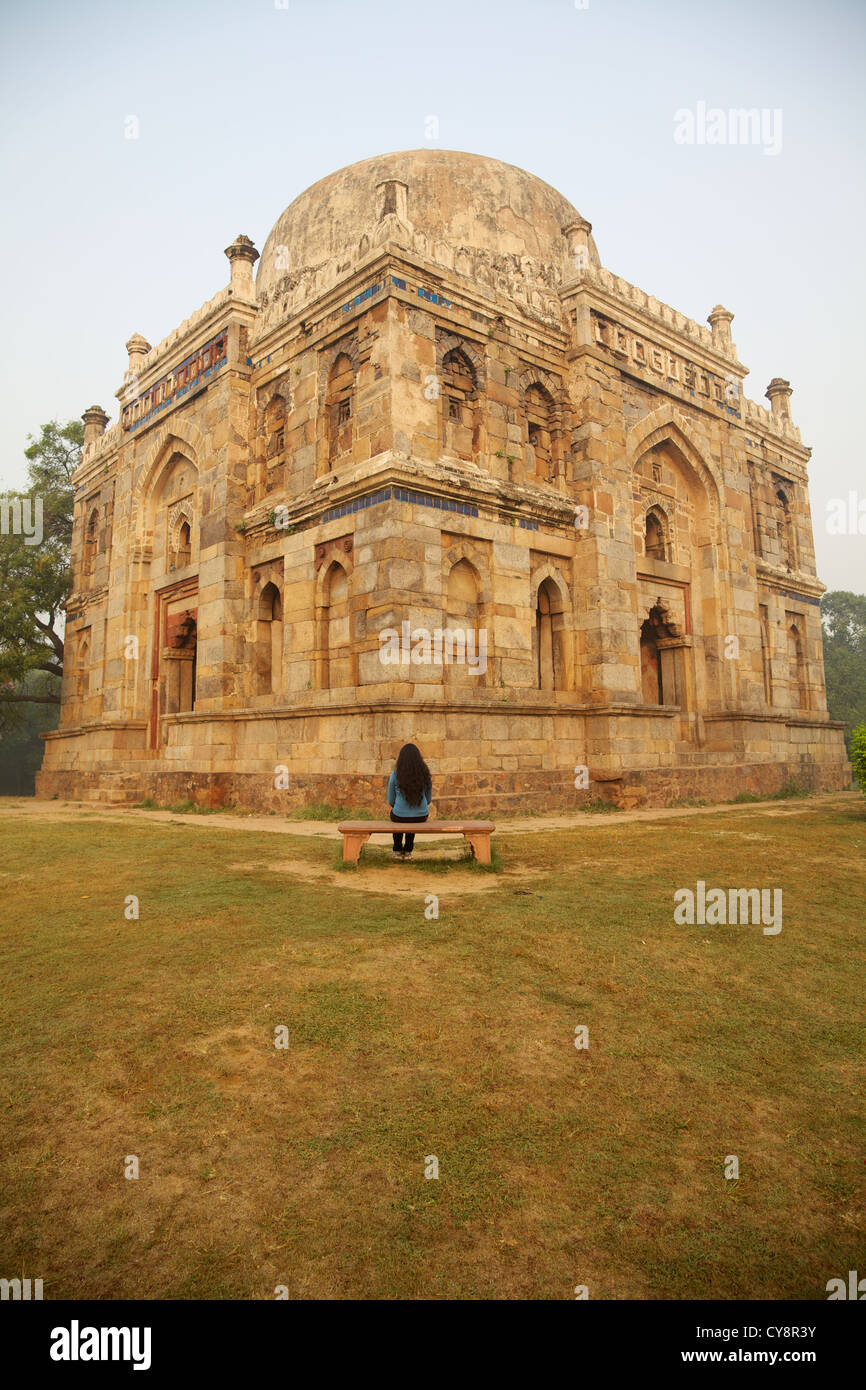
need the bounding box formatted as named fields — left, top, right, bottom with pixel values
left=0, top=799, right=864, bottom=1299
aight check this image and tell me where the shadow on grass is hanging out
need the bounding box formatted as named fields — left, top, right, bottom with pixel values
left=334, top=844, right=503, bottom=874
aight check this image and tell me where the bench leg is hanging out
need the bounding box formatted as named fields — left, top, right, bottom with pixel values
left=464, top=833, right=491, bottom=865
left=343, top=832, right=371, bottom=864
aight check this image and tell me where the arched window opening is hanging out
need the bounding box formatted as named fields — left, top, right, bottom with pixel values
left=535, top=578, right=565, bottom=691
left=644, top=509, right=668, bottom=561
left=170, top=518, right=192, bottom=570
left=525, top=384, right=555, bottom=480
left=257, top=581, right=283, bottom=696
left=327, top=354, right=355, bottom=465
left=441, top=348, right=478, bottom=461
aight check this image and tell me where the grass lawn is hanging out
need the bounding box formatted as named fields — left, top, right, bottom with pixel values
left=0, top=796, right=863, bottom=1300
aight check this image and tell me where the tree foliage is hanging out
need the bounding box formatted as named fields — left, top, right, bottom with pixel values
left=850, top=723, right=866, bottom=799
left=820, top=591, right=866, bottom=750
left=0, top=419, right=81, bottom=728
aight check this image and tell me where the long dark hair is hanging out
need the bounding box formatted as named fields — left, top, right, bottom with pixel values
left=395, top=743, right=431, bottom=805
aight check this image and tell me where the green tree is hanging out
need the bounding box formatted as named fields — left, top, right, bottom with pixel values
left=820, top=590, right=866, bottom=751
left=0, top=419, right=80, bottom=725
left=851, top=722, right=866, bottom=800
left=0, top=672, right=61, bottom=793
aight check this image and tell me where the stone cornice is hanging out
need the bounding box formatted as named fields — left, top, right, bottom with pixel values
left=242, top=450, right=577, bottom=543
left=249, top=241, right=568, bottom=357
left=755, top=564, right=825, bottom=599
left=64, top=587, right=108, bottom=616
left=167, top=698, right=676, bottom=723
left=743, top=439, right=811, bottom=472
left=41, top=705, right=847, bottom=734
left=701, top=710, right=846, bottom=728
left=42, top=720, right=148, bottom=740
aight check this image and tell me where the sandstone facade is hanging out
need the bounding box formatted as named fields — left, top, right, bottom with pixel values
left=37, top=150, right=850, bottom=812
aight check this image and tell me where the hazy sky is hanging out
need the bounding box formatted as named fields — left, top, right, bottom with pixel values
left=1, top=0, right=863, bottom=591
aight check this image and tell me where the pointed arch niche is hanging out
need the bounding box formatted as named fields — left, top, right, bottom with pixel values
left=444, top=557, right=483, bottom=688
left=255, top=580, right=283, bottom=696
left=439, top=536, right=493, bottom=689
left=326, top=354, right=355, bottom=467
left=77, top=632, right=91, bottom=707
left=786, top=613, right=809, bottom=710
left=133, top=421, right=205, bottom=554
left=136, top=445, right=200, bottom=581
left=314, top=542, right=357, bottom=691
left=84, top=507, right=99, bottom=583
left=776, top=487, right=797, bottom=571
left=525, top=383, right=556, bottom=481
left=518, top=367, right=567, bottom=485
left=644, top=506, right=669, bottom=561
left=530, top=566, right=573, bottom=693
left=436, top=331, right=485, bottom=467
left=629, top=408, right=724, bottom=720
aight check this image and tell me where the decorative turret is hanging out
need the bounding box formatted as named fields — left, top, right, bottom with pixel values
left=707, top=305, right=734, bottom=353
left=225, top=234, right=259, bottom=297
left=81, top=405, right=109, bottom=445
left=563, top=217, right=594, bottom=273
left=766, top=377, right=793, bottom=427
left=125, top=333, right=151, bottom=376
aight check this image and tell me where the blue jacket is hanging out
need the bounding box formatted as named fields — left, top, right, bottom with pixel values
left=388, top=769, right=431, bottom=818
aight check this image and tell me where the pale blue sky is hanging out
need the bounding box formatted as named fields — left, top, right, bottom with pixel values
left=1, top=0, right=863, bottom=589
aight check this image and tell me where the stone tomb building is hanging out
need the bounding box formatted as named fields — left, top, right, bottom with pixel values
left=37, top=150, right=850, bottom=811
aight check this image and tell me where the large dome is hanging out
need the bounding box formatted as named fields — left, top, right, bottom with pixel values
left=256, top=149, right=599, bottom=300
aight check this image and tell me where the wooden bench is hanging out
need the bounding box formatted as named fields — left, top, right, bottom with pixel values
left=337, top=820, right=495, bottom=865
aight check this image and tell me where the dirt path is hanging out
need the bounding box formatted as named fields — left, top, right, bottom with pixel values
left=0, top=791, right=857, bottom=841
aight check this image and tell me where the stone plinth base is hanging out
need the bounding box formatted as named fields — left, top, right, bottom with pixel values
left=35, top=700, right=852, bottom=813
left=35, top=758, right=852, bottom=815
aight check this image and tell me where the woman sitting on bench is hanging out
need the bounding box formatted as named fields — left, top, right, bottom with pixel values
left=387, top=743, right=432, bottom=860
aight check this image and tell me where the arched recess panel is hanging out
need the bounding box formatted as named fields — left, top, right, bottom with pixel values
left=445, top=558, right=482, bottom=687
left=322, top=561, right=351, bottom=690
left=534, top=577, right=567, bottom=691
left=631, top=414, right=725, bottom=719
left=256, top=581, right=283, bottom=696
